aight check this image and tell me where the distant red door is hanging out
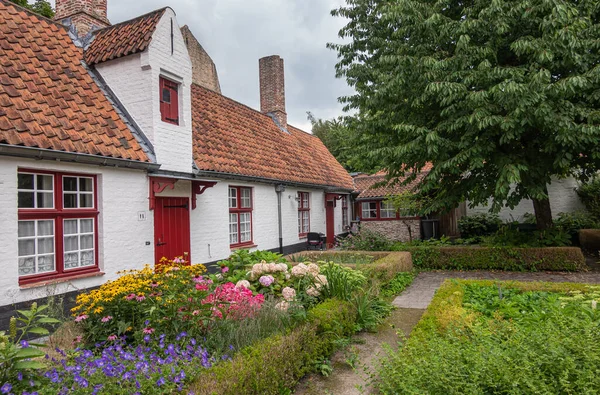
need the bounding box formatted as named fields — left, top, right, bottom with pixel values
left=326, top=200, right=335, bottom=249
left=154, top=197, right=191, bottom=264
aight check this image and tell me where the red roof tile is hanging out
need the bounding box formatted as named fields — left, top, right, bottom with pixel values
left=84, top=8, right=166, bottom=65
left=0, top=0, right=149, bottom=162
left=353, top=164, right=432, bottom=199
left=191, top=84, right=354, bottom=190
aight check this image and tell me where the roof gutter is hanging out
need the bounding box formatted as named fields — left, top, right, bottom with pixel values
left=191, top=169, right=354, bottom=193
left=0, top=145, right=160, bottom=171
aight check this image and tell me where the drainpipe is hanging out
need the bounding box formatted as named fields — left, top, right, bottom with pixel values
left=275, top=184, right=286, bottom=254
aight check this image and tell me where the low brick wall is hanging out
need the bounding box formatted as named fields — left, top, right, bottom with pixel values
left=360, top=219, right=421, bottom=242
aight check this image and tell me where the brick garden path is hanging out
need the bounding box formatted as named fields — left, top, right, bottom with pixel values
left=393, top=270, right=600, bottom=309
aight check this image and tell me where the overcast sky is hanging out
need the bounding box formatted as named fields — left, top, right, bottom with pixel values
left=49, top=0, right=353, bottom=132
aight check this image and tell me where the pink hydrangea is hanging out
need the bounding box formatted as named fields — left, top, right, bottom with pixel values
left=259, top=275, right=275, bottom=287
left=282, top=287, right=296, bottom=301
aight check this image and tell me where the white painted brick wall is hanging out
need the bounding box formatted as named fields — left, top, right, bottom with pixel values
left=467, top=177, right=585, bottom=221
left=96, top=8, right=193, bottom=174
left=0, top=158, right=153, bottom=306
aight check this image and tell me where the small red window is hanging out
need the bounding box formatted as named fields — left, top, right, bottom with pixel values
left=160, top=77, right=179, bottom=125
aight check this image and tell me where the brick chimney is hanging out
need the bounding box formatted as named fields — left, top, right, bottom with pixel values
left=55, top=0, right=110, bottom=37
left=259, top=55, right=287, bottom=128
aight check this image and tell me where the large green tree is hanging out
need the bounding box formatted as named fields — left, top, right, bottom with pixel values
left=10, top=0, right=54, bottom=18
left=330, top=0, right=600, bottom=229
left=308, top=112, right=374, bottom=172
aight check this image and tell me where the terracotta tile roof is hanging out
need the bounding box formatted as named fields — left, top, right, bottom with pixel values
left=84, top=8, right=166, bottom=65
left=353, top=164, right=432, bottom=199
left=0, top=1, right=149, bottom=162
left=191, top=84, right=354, bottom=190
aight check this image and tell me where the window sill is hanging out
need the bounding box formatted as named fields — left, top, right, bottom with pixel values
left=230, top=244, right=258, bottom=251
left=20, top=271, right=105, bottom=290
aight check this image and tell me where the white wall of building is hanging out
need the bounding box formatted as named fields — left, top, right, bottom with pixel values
left=467, top=177, right=585, bottom=221
left=96, top=8, right=193, bottom=174
left=0, top=157, right=153, bottom=306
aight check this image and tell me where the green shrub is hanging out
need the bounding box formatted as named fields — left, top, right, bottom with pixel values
left=458, top=213, right=502, bottom=239
left=338, top=229, right=395, bottom=251
left=580, top=229, right=600, bottom=253
left=483, top=225, right=573, bottom=247
left=190, top=299, right=356, bottom=395
left=378, top=281, right=600, bottom=394
left=218, top=249, right=286, bottom=272
left=578, top=178, right=600, bottom=220
left=318, top=262, right=367, bottom=301
left=406, top=246, right=585, bottom=271
left=555, top=211, right=600, bottom=241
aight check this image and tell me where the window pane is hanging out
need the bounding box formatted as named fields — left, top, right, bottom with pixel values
left=18, top=173, right=34, bottom=190
left=64, top=236, right=79, bottom=252
left=63, top=177, right=78, bottom=192
left=80, top=178, right=93, bottom=192
left=81, top=235, right=94, bottom=250
left=241, top=188, right=251, bottom=208
left=64, top=194, right=77, bottom=209
left=228, top=188, right=237, bottom=208
left=18, top=239, right=35, bottom=256
left=80, top=194, right=93, bottom=208
left=18, top=192, right=34, bottom=208
left=162, top=88, right=171, bottom=104
left=64, top=220, right=78, bottom=235
left=64, top=253, right=79, bottom=269
left=37, top=175, right=53, bottom=191
left=80, top=219, right=93, bottom=233
left=18, top=221, right=35, bottom=238
left=81, top=251, right=94, bottom=267
left=38, top=238, right=54, bottom=254
left=18, top=258, right=35, bottom=276
left=37, top=192, right=53, bottom=208
left=37, top=255, right=55, bottom=273
left=38, top=220, right=54, bottom=236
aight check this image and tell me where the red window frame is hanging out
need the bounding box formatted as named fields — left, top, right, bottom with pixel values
left=17, top=169, right=100, bottom=285
left=358, top=200, right=419, bottom=221
left=228, top=186, right=253, bottom=248
left=342, top=196, right=349, bottom=229
left=298, top=192, right=310, bottom=237
left=160, top=76, right=179, bottom=125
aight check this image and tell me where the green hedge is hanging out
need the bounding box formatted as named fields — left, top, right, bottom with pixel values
left=189, top=299, right=356, bottom=395
left=580, top=229, right=600, bottom=253
left=344, top=251, right=413, bottom=283
left=405, top=246, right=585, bottom=271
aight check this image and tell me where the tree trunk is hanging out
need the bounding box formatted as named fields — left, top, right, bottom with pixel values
left=532, top=192, right=553, bottom=230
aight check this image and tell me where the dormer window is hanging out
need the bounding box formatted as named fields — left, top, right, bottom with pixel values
left=160, top=76, right=179, bottom=125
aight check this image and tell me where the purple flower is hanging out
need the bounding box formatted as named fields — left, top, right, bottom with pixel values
left=1, top=383, right=12, bottom=394
left=143, top=335, right=151, bottom=343
left=156, top=377, right=166, bottom=386
left=259, top=275, right=275, bottom=287
left=20, top=340, right=30, bottom=348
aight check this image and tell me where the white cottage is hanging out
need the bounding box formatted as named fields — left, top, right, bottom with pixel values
left=0, top=0, right=353, bottom=320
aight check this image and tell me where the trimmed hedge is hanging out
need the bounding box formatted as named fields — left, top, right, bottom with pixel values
left=405, top=246, right=585, bottom=271
left=580, top=229, right=600, bottom=253
left=189, top=299, right=356, bottom=395
left=344, top=252, right=413, bottom=283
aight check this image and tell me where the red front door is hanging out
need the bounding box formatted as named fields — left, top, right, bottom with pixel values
left=326, top=200, right=335, bottom=249
left=154, top=197, right=191, bottom=264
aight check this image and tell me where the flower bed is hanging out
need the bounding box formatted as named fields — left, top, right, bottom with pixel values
left=377, top=280, right=600, bottom=393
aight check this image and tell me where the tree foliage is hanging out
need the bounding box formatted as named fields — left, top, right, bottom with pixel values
left=330, top=0, right=600, bottom=229
left=10, top=0, right=54, bottom=18
left=308, top=112, right=373, bottom=172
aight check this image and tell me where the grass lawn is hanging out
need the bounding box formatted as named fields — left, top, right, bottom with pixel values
left=378, top=280, right=600, bottom=394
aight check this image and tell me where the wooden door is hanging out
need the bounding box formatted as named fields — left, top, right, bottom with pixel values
left=154, top=197, right=191, bottom=264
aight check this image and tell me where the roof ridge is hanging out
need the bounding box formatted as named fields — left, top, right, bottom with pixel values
left=91, top=6, right=169, bottom=35
left=191, top=82, right=315, bottom=136
left=0, top=0, right=68, bottom=30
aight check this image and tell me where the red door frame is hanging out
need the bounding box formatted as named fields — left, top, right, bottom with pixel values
left=325, top=200, right=335, bottom=249
left=154, top=197, right=191, bottom=264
